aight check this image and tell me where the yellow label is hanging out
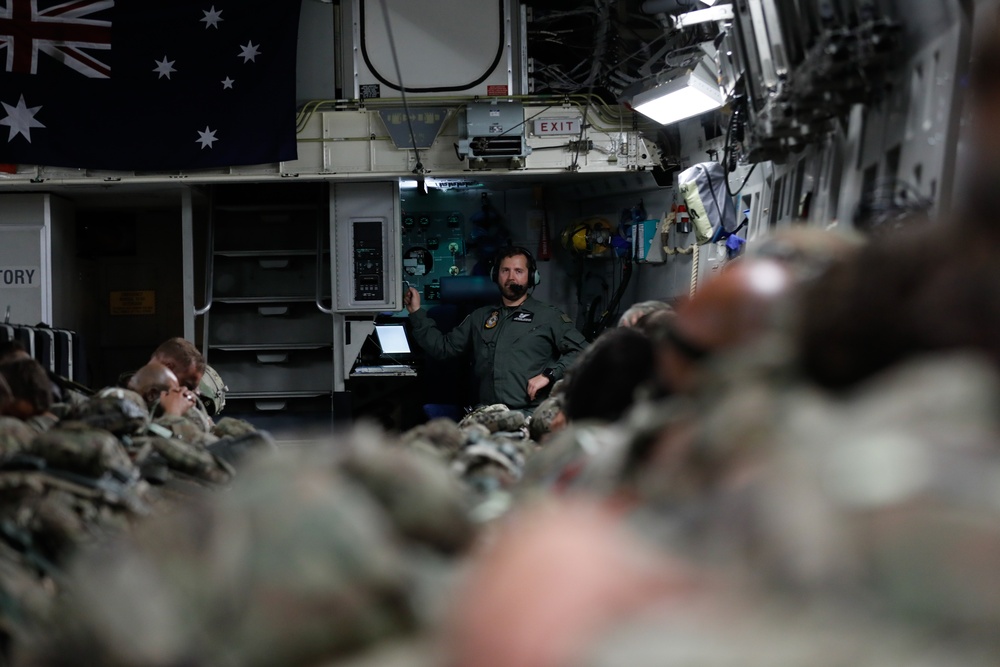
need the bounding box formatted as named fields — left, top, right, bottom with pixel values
left=110, top=290, right=156, bottom=316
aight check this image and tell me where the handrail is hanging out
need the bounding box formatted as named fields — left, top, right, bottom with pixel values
left=194, top=189, right=215, bottom=317
left=315, top=211, right=333, bottom=315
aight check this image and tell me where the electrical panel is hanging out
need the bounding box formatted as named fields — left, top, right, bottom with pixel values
left=332, top=182, right=401, bottom=312
left=400, top=208, right=467, bottom=303
left=351, top=219, right=387, bottom=302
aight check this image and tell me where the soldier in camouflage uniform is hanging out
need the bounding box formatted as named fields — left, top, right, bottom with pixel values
left=0, top=358, right=59, bottom=433
left=13, top=426, right=477, bottom=666
left=395, top=403, right=544, bottom=523
left=0, top=389, right=156, bottom=653
left=467, top=224, right=1000, bottom=663
left=529, top=389, right=566, bottom=443
left=149, top=337, right=206, bottom=396
left=616, top=300, right=673, bottom=328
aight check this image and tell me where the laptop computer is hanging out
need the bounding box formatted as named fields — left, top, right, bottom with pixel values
left=374, top=324, right=412, bottom=358
left=351, top=323, right=417, bottom=376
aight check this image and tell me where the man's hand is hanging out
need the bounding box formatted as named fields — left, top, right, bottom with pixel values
left=160, top=387, right=196, bottom=416
left=527, top=373, right=551, bottom=401
left=404, top=286, right=422, bottom=314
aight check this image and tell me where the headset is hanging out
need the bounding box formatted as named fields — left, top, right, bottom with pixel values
left=490, top=246, right=541, bottom=288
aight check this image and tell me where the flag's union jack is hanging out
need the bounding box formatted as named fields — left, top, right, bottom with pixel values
left=0, top=0, right=113, bottom=78
left=0, top=0, right=301, bottom=170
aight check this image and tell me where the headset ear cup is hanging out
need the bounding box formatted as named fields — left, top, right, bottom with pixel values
left=522, top=247, right=538, bottom=287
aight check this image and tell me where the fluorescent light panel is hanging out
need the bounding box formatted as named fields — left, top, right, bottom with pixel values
left=632, top=67, right=723, bottom=125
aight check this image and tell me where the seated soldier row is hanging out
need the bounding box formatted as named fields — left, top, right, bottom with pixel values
left=2, top=208, right=999, bottom=666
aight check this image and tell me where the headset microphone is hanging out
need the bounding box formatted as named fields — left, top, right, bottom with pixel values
left=507, top=283, right=527, bottom=297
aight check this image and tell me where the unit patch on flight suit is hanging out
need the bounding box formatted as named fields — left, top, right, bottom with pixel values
left=513, top=312, right=534, bottom=323
left=485, top=310, right=500, bottom=329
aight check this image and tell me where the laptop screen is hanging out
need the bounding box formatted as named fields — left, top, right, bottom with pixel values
left=374, top=324, right=411, bottom=355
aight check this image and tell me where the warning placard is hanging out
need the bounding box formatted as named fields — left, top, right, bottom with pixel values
left=110, top=290, right=156, bottom=316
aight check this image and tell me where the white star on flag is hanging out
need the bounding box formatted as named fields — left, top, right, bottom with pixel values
left=201, top=6, right=224, bottom=28
left=222, top=76, right=235, bottom=89
left=153, top=56, right=176, bottom=79
left=0, top=95, right=45, bottom=143
left=238, top=42, right=261, bottom=63
left=196, top=126, right=218, bottom=149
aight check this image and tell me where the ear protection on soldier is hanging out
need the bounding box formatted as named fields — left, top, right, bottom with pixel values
left=490, top=247, right=541, bottom=288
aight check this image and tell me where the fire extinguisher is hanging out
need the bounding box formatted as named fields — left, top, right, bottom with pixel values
left=676, top=205, right=692, bottom=234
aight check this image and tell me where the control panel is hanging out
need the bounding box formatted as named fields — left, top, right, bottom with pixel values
left=400, top=208, right=466, bottom=303
left=352, top=219, right=385, bottom=301
left=332, top=181, right=401, bottom=312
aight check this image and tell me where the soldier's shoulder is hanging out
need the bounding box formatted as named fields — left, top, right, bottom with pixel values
left=529, top=298, right=570, bottom=319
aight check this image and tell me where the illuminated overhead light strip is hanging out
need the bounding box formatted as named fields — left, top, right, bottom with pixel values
left=631, top=66, right=723, bottom=125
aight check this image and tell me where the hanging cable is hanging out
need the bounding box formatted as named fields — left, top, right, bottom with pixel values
left=570, top=0, right=611, bottom=172
left=378, top=0, right=424, bottom=180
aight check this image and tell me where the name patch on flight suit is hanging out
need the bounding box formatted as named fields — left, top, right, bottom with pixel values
left=484, top=310, right=500, bottom=329
left=512, top=311, right=534, bottom=323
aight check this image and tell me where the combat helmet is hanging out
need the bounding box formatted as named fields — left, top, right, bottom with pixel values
left=198, top=365, right=228, bottom=417
left=71, top=387, right=151, bottom=436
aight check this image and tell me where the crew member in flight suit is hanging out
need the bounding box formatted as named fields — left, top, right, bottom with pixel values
left=404, top=246, right=588, bottom=411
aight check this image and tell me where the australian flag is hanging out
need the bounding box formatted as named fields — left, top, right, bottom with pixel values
left=0, top=0, right=302, bottom=171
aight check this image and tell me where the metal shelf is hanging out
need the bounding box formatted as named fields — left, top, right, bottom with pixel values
left=209, top=343, right=331, bottom=351
left=214, top=249, right=328, bottom=257
left=213, top=296, right=324, bottom=304
left=227, top=390, right=331, bottom=399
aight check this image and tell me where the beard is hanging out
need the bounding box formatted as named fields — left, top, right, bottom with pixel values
left=501, top=281, right=527, bottom=300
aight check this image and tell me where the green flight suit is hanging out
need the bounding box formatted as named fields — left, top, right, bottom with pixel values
left=409, top=296, right=588, bottom=410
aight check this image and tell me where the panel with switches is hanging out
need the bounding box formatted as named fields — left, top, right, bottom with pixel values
left=352, top=219, right=385, bottom=302
left=400, top=209, right=466, bottom=302
left=332, top=181, right=401, bottom=312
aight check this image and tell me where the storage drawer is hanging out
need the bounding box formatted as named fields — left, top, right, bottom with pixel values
left=222, top=393, right=336, bottom=441
left=214, top=211, right=319, bottom=252
left=210, top=348, right=333, bottom=394
left=225, top=393, right=334, bottom=414
left=212, top=255, right=331, bottom=301
left=209, top=302, right=333, bottom=347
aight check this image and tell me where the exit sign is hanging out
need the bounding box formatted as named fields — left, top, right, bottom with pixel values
left=533, top=117, right=583, bottom=136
